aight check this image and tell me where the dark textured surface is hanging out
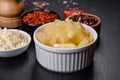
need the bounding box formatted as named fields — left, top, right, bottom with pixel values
left=0, top=0, right=120, bottom=80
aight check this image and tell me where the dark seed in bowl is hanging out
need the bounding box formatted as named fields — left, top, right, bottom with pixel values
left=69, top=14, right=98, bottom=26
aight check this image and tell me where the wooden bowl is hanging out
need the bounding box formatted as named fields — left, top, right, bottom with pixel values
left=68, top=13, right=101, bottom=36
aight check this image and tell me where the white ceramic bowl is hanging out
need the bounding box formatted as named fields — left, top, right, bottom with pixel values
left=33, top=23, right=98, bottom=73
left=0, top=29, right=31, bottom=57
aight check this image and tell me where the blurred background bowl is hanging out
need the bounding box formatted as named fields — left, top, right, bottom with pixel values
left=20, top=9, right=60, bottom=36
left=68, top=13, right=101, bottom=36
left=0, top=29, right=31, bottom=57
left=33, top=23, right=98, bottom=73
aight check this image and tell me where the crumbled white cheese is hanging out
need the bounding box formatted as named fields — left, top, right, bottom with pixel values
left=0, top=28, right=28, bottom=50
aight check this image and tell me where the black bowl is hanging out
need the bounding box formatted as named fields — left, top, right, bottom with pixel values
left=20, top=9, right=60, bottom=36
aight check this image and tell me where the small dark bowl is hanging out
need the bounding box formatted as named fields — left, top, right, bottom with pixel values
left=20, top=9, right=60, bottom=36
left=68, top=13, right=101, bottom=36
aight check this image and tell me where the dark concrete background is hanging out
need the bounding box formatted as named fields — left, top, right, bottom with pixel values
left=0, top=0, right=120, bottom=80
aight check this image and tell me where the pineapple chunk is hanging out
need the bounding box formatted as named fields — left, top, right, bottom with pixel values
left=54, top=21, right=69, bottom=43
left=88, top=34, right=93, bottom=42
left=65, top=19, right=86, bottom=44
left=53, top=43, right=76, bottom=48
left=36, top=19, right=93, bottom=48
left=36, top=29, right=50, bottom=45
left=67, top=30, right=75, bottom=39
left=78, top=38, right=89, bottom=47
left=78, top=23, right=89, bottom=36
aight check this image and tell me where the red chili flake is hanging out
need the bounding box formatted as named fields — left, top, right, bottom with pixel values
left=22, top=10, right=59, bottom=25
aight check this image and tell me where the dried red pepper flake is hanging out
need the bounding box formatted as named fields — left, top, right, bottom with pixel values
left=22, top=10, right=59, bottom=25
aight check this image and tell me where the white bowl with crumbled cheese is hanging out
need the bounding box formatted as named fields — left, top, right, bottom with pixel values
left=0, top=28, right=31, bottom=57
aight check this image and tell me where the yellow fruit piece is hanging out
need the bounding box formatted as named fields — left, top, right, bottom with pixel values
left=88, top=34, right=93, bottom=42
left=78, top=38, right=89, bottom=47
left=54, top=21, right=69, bottom=43
left=36, top=29, right=50, bottom=46
left=67, top=30, right=75, bottom=39
left=36, top=19, right=94, bottom=48
left=43, top=20, right=69, bottom=45
left=53, top=43, right=77, bottom=48
left=65, top=19, right=86, bottom=44
left=78, top=23, right=89, bottom=36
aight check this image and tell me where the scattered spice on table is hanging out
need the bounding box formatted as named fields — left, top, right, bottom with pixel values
left=33, top=1, right=50, bottom=10
left=24, top=0, right=79, bottom=10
